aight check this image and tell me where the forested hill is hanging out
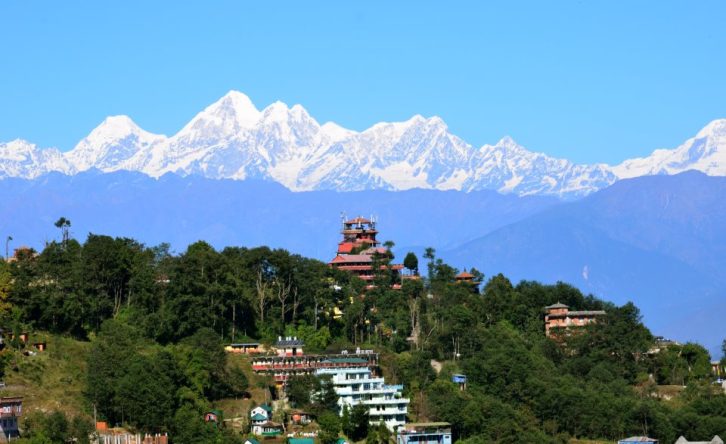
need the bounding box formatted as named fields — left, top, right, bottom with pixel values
left=1, top=234, right=724, bottom=443
left=2, top=170, right=726, bottom=355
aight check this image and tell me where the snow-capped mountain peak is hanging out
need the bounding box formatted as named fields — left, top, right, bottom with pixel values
left=65, top=115, right=166, bottom=172
left=0, top=139, right=70, bottom=178
left=320, top=122, right=356, bottom=142
left=175, top=90, right=261, bottom=143
left=613, top=118, right=726, bottom=179
left=89, top=115, right=151, bottom=140
left=696, top=118, right=726, bottom=138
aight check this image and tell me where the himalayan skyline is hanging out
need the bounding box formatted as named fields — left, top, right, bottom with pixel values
left=2, top=90, right=725, bottom=199
left=1, top=1, right=726, bottom=165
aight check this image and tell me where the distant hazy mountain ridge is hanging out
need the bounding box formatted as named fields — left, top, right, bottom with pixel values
left=1, top=91, right=725, bottom=197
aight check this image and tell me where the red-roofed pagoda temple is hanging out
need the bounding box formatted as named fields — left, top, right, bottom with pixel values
left=328, top=216, right=405, bottom=289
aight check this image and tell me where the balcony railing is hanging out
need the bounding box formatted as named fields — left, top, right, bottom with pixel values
left=0, top=407, right=22, bottom=418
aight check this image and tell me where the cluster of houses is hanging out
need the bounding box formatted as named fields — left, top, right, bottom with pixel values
left=223, top=217, right=726, bottom=443
left=244, top=399, right=450, bottom=444
left=246, top=336, right=409, bottom=431
left=0, top=329, right=46, bottom=354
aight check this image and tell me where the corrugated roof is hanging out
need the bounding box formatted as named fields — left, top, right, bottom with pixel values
left=324, top=357, right=368, bottom=364
left=275, top=338, right=304, bottom=347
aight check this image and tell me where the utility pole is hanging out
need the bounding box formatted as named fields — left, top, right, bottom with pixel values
left=5, top=236, right=12, bottom=261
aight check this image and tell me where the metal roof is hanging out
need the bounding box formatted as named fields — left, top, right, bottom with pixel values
left=275, top=338, right=304, bottom=347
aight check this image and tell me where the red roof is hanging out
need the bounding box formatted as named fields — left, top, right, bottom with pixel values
left=456, top=271, right=474, bottom=279
left=337, top=242, right=354, bottom=254
left=337, top=264, right=404, bottom=271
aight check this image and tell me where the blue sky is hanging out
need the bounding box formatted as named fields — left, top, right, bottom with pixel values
left=1, top=1, right=725, bottom=164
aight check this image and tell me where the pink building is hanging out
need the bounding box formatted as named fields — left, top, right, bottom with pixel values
left=544, top=302, right=606, bottom=337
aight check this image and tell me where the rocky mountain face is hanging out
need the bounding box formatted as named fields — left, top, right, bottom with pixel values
left=1, top=91, right=724, bottom=198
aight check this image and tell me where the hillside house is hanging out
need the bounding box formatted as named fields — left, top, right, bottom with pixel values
left=316, top=367, right=409, bottom=430
left=544, top=302, right=606, bottom=337
left=397, top=423, right=452, bottom=444
left=225, top=342, right=264, bottom=354
left=711, top=361, right=724, bottom=378
left=0, top=397, right=22, bottom=442
left=250, top=404, right=274, bottom=435
left=274, top=337, right=305, bottom=357
left=288, top=410, right=314, bottom=425
left=452, top=374, right=467, bottom=391
left=204, top=409, right=222, bottom=425
left=251, top=350, right=378, bottom=390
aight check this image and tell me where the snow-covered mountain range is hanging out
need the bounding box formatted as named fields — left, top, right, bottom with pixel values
left=1, top=90, right=725, bottom=198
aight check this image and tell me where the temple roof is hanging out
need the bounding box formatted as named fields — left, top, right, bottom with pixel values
left=545, top=302, right=569, bottom=310
left=345, top=217, right=372, bottom=224
left=337, top=242, right=354, bottom=253
left=330, top=254, right=374, bottom=264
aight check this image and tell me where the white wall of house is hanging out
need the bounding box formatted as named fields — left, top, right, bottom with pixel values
left=317, top=367, right=409, bottom=430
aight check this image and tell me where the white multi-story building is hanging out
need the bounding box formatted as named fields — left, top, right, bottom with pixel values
left=317, top=367, right=409, bottom=430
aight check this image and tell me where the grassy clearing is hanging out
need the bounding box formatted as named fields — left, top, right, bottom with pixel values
left=2, top=334, right=91, bottom=418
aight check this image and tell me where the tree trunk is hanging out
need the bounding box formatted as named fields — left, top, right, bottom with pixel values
left=232, top=303, right=236, bottom=341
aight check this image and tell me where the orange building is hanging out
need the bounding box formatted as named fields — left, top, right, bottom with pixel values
left=328, top=216, right=405, bottom=289
left=544, top=302, right=606, bottom=337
